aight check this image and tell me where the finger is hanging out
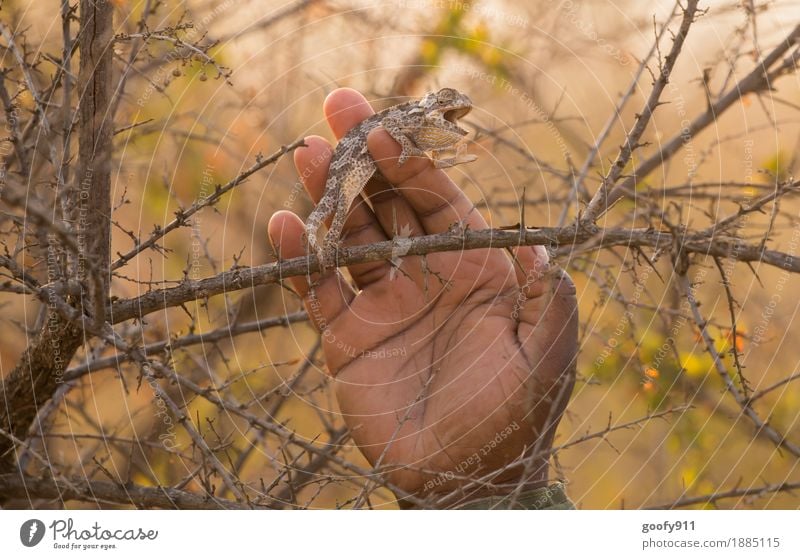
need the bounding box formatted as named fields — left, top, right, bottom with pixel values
left=267, top=210, right=355, bottom=328
left=322, top=90, right=413, bottom=286
left=516, top=265, right=578, bottom=398
left=322, top=98, right=438, bottom=287
left=292, top=135, right=333, bottom=204
left=324, top=89, right=426, bottom=239
left=512, top=244, right=560, bottom=328
left=511, top=252, right=578, bottom=435
left=511, top=245, right=550, bottom=299
left=367, top=127, right=487, bottom=234
left=323, top=87, right=373, bottom=140
left=335, top=196, right=394, bottom=288
left=366, top=125, right=512, bottom=287
left=294, top=135, right=390, bottom=287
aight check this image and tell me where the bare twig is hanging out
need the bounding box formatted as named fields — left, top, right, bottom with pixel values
left=65, top=311, right=308, bottom=379
left=111, top=139, right=306, bottom=271
left=650, top=480, right=800, bottom=509
left=582, top=0, right=701, bottom=224
left=748, top=372, right=800, bottom=404
left=0, top=473, right=270, bottom=509
left=679, top=274, right=800, bottom=457
left=592, top=24, right=800, bottom=220
left=0, top=22, right=52, bottom=134
left=572, top=2, right=681, bottom=206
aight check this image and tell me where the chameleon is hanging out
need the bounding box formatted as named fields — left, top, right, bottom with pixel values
left=305, top=87, right=477, bottom=272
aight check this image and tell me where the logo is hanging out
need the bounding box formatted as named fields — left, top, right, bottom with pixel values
left=20, top=519, right=45, bottom=547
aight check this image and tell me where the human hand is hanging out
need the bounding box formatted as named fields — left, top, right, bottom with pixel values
left=267, top=88, right=578, bottom=503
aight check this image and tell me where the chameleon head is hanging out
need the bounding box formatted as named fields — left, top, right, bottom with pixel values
left=417, top=87, right=473, bottom=136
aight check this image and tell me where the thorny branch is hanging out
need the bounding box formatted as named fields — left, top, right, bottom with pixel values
left=650, top=481, right=800, bottom=510
left=108, top=208, right=800, bottom=326
left=595, top=23, right=800, bottom=219
left=0, top=473, right=270, bottom=509
left=582, top=0, right=701, bottom=223
left=110, top=139, right=306, bottom=271
left=0, top=0, right=798, bottom=510
left=679, top=274, right=800, bottom=458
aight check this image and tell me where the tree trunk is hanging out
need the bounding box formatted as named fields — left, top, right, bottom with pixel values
left=0, top=0, right=113, bottom=473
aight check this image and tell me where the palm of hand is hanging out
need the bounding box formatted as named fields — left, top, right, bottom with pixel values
left=321, top=246, right=575, bottom=493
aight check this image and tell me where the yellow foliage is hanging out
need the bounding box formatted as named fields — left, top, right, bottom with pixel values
left=762, top=151, right=790, bottom=182
left=680, top=352, right=712, bottom=378
left=681, top=466, right=698, bottom=489
left=420, top=39, right=439, bottom=65
left=17, top=89, right=34, bottom=110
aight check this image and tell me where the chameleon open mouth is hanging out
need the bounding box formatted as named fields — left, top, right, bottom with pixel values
left=444, top=105, right=472, bottom=123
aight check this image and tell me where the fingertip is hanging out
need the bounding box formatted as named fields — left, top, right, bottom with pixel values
left=513, top=246, right=551, bottom=299
left=268, top=210, right=307, bottom=259
left=268, top=210, right=316, bottom=299
left=293, top=135, right=331, bottom=174
left=293, top=136, right=332, bottom=201
left=323, top=88, right=375, bottom=139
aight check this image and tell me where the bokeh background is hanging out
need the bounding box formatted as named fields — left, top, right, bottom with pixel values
left=1, top=0, right=799, bottom=508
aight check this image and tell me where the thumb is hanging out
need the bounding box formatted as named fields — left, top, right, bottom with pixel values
left=513, top=246, right=578, bottom=403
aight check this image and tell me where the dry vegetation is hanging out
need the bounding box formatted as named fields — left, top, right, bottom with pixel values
left=0, top=0, right=799, bottom=509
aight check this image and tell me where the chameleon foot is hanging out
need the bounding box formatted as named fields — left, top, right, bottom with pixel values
left=433, top=143, right=477, bottom=169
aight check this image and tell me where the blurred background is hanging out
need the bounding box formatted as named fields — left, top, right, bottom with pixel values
left=1, top=0, right=799, bottom=508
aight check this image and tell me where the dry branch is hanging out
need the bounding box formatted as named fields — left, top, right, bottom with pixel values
left=679, top=274, right=800, bottom=458
left=109, top=223, right=800, bottom=325
left=596, top=24, right=800, bottom=219
left=0, top=0, right=115, bottom=475
left=582, top=0, right=700, bottom=223
left=0, top=473, right=270, bottom=509
left=110, top=139, right=306, bottom=271
left=650, top=481, right=800, bottom=509
left=65, top=311, right=309, bottom=379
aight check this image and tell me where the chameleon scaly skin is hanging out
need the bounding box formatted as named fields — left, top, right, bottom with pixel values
left=305, top=88, right=477, bottom=272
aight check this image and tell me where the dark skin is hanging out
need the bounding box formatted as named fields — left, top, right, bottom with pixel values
left=267, top=88, right=578, bottom=503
